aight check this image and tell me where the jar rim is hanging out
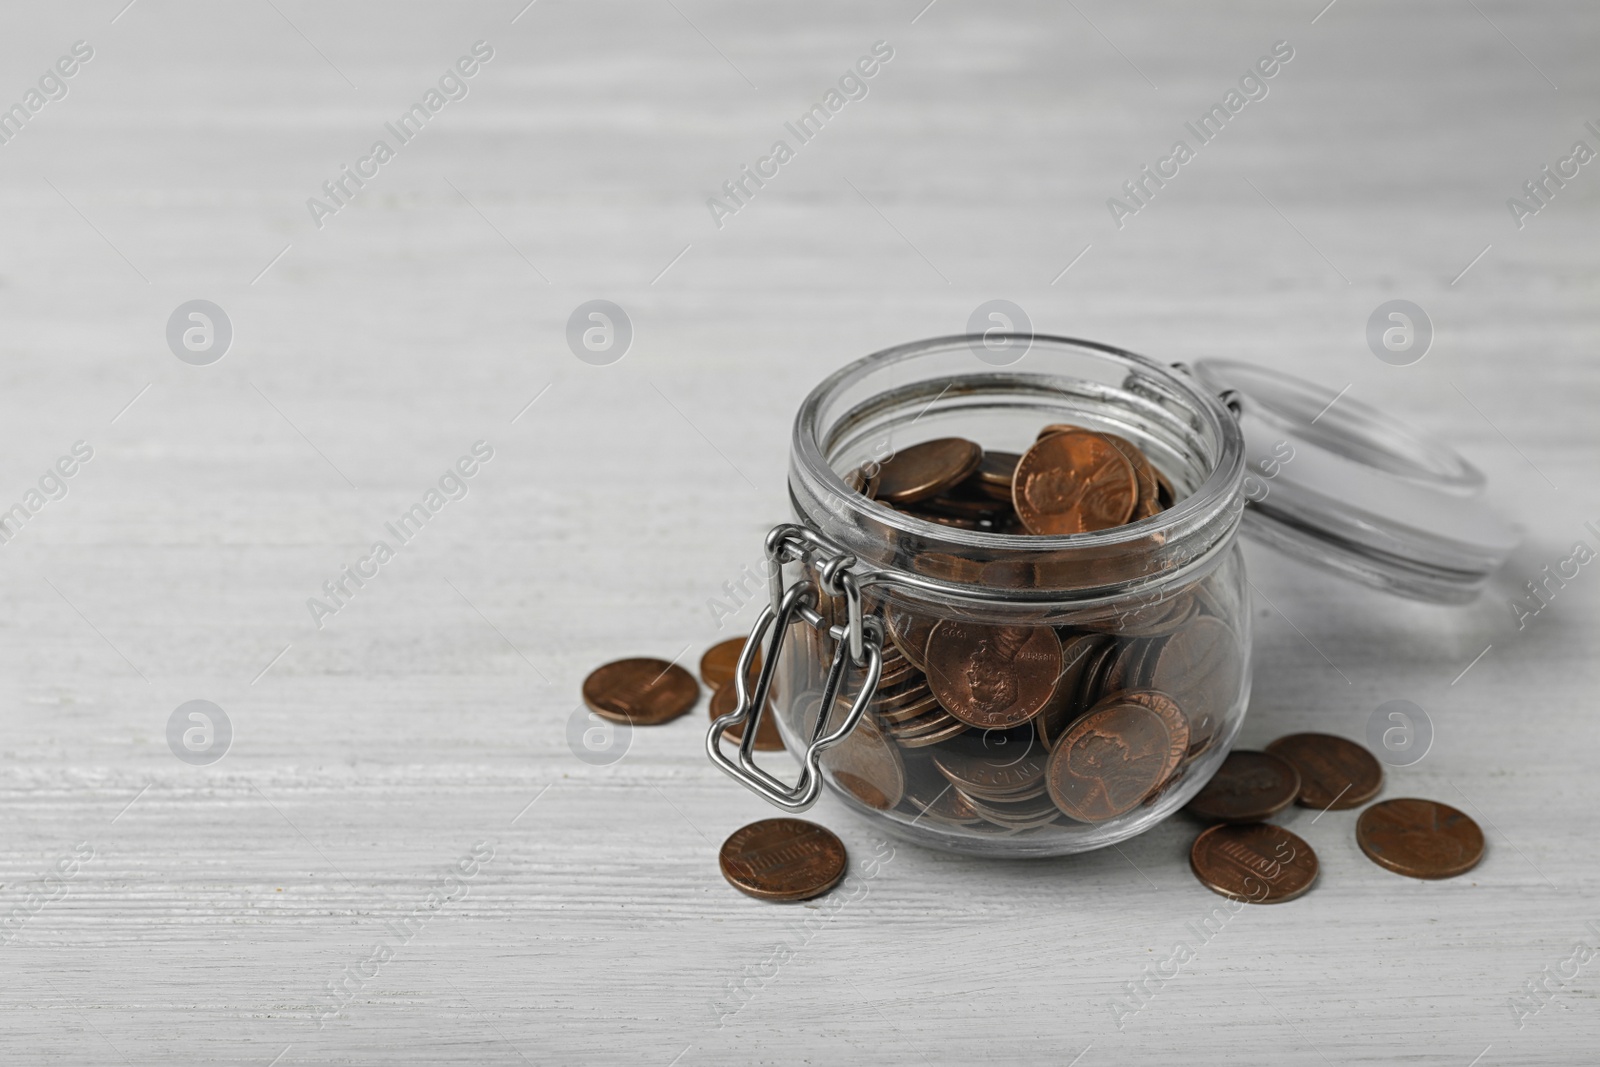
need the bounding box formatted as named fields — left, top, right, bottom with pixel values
left=790, top=333, right=1248, bottom=602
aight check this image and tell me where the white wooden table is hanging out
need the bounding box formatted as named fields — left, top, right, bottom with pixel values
left=1, top=1, right=1595, bottom=1063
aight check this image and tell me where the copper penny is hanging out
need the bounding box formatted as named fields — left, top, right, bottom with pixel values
left=1190, top=822, right=1318, bottom=904
left=708, top=682, right=784, bottom=752
left=1149, top=616, right=1242, bottom=740
left=909, top=784, right=982, bottom=826
left=1046, top=702, right=1175, bottom=822
left=582, top=658, right=699, bottom=725
left=933, top=736, right=1047, bottom=800
left=973, top=450, right=1022, bottom=501
left=1114, top=689, right=1190, bottom=780
left=1184, top=750, right=1301, bottom=823
left=1035, top=632, right=1107, bottom=749
left=699, top=637, right=760, bottom=690
left=1266, top=732, right=1383, bottom=810
left=1357, top=798, right=1484, bottom=879
left=719, top=818, right=848, bottom=902
left=924, top=621, right=1063, bottom=730
left=1102, top=433, right=1161, bottom=521
left=885, top=604, right=936, bottom=672
left=1013, top=430, right=1137, bottom=535
left=874, top=438, right=983, bottom=505
left=822, top=710, right=906, bottom=810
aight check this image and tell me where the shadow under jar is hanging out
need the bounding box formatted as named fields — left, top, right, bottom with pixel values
left=706, top=334, right=1515, bottom=858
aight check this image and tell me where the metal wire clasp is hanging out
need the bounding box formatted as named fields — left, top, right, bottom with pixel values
left=705, top=524, right=884, bottom=811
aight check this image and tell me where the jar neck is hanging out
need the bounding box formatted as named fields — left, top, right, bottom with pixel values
left=788, top=336, right=1246, bottom=610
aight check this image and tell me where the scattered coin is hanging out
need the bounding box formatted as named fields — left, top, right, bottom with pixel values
left=1013, top=430, right=1138, bottom=534
left=1190, top=822, right=1318, bottom=904
left=1356, top=798, right=1484, bottom=879
left=874, top=438, right=983, bottom=505
left=709, top=681, right=784, bottom=752
left=925, top=621, right=1063, bottom=730
left=1046, top=701, right=1176, bottom=822
left=719, top=818, right=849, bottom=902
left=1266, top=732, right=1383, bottom=810
left=583, top=658, right=699, bottom=725
left=1184, top=750, right=1301, bottom=823
left=700, top=637, right=760, bottom=690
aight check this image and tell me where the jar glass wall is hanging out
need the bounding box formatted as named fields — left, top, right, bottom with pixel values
left=772, top=336, right=1251, bottom=857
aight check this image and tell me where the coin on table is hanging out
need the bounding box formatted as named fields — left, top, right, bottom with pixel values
left=1046, top=701, right=1176, bottom=822
left=874, top=438, right=983, bottom=506
left=1266, top=732, right=1383, bottom=811
left=1184, top=750, right=1301, bottom=823
left=719, top=818, right=849, bottom=902
left=708, top=682, right=784, bottom=752
left=1190, top=822, right=1318, bottom=903
left=925, top=620, right=1063, bottom=730
left=1013, top=430, right=1137, bottom=535
left=582, top=658, right=699, bottom=725
left=1356, top=798, right=1484, bottom=879
left=699, top=637, right=761, bottom=690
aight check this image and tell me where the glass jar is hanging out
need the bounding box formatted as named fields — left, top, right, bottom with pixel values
left=706, top=335, right=1516, bottom=858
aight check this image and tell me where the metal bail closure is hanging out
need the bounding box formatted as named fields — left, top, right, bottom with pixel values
left=706, top=524, right=884, bottom=811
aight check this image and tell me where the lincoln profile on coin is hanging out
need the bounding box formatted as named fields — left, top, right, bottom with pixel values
left=963, top=627, right=1030, bottom=716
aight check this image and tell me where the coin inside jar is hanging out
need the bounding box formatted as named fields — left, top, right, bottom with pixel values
left=719, top=818, right=848, bottom=902
left=924, top=621, right=1063, bottom=730
left=582, top=658, right=699, bottom=725
left=1356, top=798, right=1485, bottom=879
left=699, top=637, right=760, bottom=690
left=818, top=698, right=907, bottom=810
left=1013, top=430, right=1137, bottom=534
left=1184, top=750, right=1301, bottom=823
left=1046, top=701, right=1177, bottom=822
left=1148, top=615, right=1241, bottom=744
left=1189, top=822, right=1318, bottom=904
left=709, top=681, right=784, bottom=752
left=873, top=437, right=983, bottom=505
left=1266, top=732, right=1383, bottom=810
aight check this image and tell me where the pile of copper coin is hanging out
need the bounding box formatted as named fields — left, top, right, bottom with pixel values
left=583, top=423, right=1486, bottom=902
left=851, top=427, right=1172, bottom=535
left=1184, top=733, right=1485, bottom=903
left=789, top=423, right=1239, bottom=836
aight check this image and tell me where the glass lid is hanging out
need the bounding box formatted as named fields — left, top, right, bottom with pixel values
left=1191, top=359, right=1519, bottom=604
